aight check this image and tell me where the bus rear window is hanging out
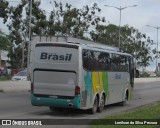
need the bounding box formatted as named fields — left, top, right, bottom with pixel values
left=35, top=44, right=78, bottom=64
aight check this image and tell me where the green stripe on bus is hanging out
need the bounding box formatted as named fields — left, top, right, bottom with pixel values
left=102, top=72, right=108, bottom=95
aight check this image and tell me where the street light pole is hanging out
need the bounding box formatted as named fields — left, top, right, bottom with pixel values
left=119, top=6, right=122, bottom=50
left=146, top=25, right=160, bottom=74
left=104, top=5, right=137, bottom=50
left=27, top=0, right=32, bottom=77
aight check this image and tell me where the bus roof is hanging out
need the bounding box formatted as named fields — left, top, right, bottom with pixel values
left=32, top=35, right=119, bottom=51
left=80, top=44, right=132, bottom=57
left=32, top=35, right=132, bottom=57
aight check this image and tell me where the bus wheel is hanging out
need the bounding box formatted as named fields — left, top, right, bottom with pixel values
left=49, top=107, right=62, bottom=111
left=98, top=94, right=105, bottom=112
left=120, top=94, right=128, bottom=106
left=49, top=106, right=55, bottom=111
left=90, top=96, right=98, bottom=114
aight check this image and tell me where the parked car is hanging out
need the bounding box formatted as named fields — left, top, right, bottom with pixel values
left=12, top=70, right=28, bottom=81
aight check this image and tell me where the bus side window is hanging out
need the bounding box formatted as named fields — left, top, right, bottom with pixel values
left=111, top=55, right=116, bottom=71
left=83, top=50, right=89, bottom=70
left=83, top=49, right=93, bottom=71
left=111, top=54, right=121, bottom=72
left=83, top=49, right=110, bottom=72
left=98, top=52, right=110, bottom=71
left=83, top=50, right=88, bottom=69
left=120, top=56, right=128, bottom=72
left=106, top=54, right=110, bottom=71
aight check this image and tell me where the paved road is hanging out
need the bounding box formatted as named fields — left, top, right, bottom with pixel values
left=0, top=81, right=160, bottom=120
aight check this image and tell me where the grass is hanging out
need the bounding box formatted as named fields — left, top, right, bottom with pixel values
left=0, top=75, right=11, bottom=81
left=91, top=103, right=160, bottom=128
left=138, top=76, right=160, bottom=78
left=150, top=76, right=160, bottom=78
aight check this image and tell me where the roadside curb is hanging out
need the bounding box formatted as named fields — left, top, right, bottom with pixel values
left=0, top=81, right=30, bottom=93
left=134, top=78, right=160, bottom=83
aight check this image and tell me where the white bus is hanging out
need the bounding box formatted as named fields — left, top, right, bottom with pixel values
left=31, top=36, right=134, bottom=114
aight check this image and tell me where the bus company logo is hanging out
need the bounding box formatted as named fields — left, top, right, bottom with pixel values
left=2, top=120, right=11, bottom=125
left=40, top=52, right=72, bottom=61
left=115, top=74, right=121, bottom=79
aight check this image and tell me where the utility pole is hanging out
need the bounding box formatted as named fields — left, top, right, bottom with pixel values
left=27, top=0, right=32, bottom=75
left=104, top=5, right=137, bottom=50
left=146, top=25, right=160, bottom=75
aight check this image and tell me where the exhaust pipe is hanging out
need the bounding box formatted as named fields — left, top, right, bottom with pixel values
left=68, top=103, right=73, bottom=107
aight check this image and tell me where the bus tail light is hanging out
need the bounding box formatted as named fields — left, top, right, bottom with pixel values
left=75, top=86, right=80, bottom=95
left=31, top=82, right=34, bottom=93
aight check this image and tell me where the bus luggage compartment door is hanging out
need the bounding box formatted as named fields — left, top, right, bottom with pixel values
left=33, top=70, right=76, bottom=97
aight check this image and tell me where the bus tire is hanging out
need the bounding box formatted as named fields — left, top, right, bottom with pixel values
left=49, top=106, right=62, bottom=111
left=120, top=93, right=128, bottom=106
left=49, top=106, right=55, bottom=111
left=98, top=94, right=105, bottom=112
left=89, top=96, right=98, bottom=114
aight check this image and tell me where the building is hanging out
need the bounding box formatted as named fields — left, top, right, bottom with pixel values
left=0, top=50, right=9, bottom=67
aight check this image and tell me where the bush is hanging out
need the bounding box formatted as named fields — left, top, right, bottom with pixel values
left=0, top=75, right=11, bottom=81
left=140, top=72, right=150, bottom=77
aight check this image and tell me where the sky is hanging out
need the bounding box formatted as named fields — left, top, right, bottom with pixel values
left=1, top=0, right=160, bottom=71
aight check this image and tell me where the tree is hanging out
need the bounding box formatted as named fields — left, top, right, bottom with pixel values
left=93, top=24, right=118, bottom=45
left=5, top=0, right=46, bottom=69
left=1, top=0, right=155, bottom=70
left=0, top=0, right=9, bottom=23
left=2, top=1, right=106, bottom=68
left=47, top=1, right=105, bottom=38
left=26, top=0, right=47, bottom=35
left=93, top=24, right=154, bottom=69
left=0, top=29, right=10, bottom=67
left=6, top=0, right=27, bottom=68
left=0, top=33, right=10, bottom=50
left=121, top=26, right=154, bottom=69
left=0, top=0, right=10, bottom=67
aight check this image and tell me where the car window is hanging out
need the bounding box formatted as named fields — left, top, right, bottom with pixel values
left=16, top=71, right=27, bottom=76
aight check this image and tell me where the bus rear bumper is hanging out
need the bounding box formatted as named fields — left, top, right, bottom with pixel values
left=31, top=94, right=81, bottom=109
